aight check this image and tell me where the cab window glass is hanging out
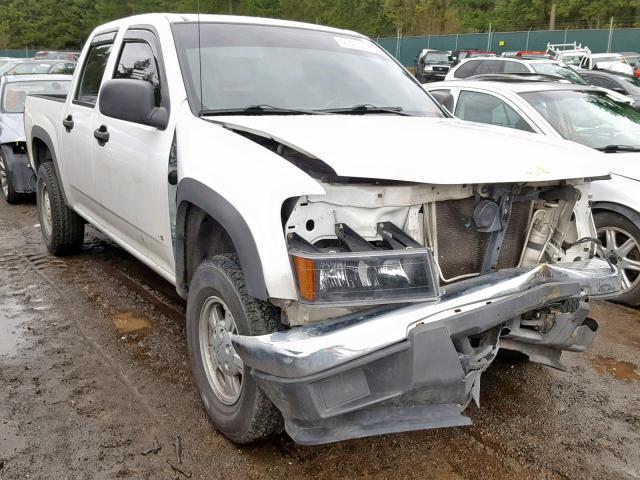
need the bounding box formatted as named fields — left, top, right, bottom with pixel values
left=454, top=60, right=481, bottom=78
left=473, top=60, right=503, bottom=75
left=455, top=90, right=535, bottom=132
left=114, top=41, right=161, bottom=106
left=503, top=61, right=529, bottom=73
left=75, top=43, right=113, bottom=105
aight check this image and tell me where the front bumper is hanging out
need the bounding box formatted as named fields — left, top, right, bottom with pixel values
left=232, top=260, right=620, bottom=445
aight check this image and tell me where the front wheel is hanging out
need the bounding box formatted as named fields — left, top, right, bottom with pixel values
left=186, top=255, right=283, bottom=444
left=595, top=211, right=640, bottom=306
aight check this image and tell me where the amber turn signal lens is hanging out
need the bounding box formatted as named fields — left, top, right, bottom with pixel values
left=292, top=256, right=316, bottom=302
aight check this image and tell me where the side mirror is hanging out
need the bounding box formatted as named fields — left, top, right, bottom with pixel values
left=99, top=79, right=169, bottom=130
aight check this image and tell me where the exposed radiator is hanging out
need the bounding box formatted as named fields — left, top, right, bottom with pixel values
left=436, top=198, right=531, bottom=280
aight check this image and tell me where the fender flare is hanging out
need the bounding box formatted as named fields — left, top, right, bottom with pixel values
left=175, top=178, right=268, bottom=300
left=0, top=144, right=35, bottom=193
left=592, top=201, right=640, bottom=228
left=30, top=126, right=69, bottom=203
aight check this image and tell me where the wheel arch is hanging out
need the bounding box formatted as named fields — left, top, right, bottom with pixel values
left=592, top=201, right=640, bottom=228
left=175, top=178, right=268, bottom=301
left=30, top=126, right=69, bottom=204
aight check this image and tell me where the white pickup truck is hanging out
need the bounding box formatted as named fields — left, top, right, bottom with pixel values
left=24, top=14, right=621, bottom=446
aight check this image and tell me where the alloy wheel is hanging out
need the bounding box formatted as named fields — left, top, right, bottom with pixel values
left=598, top=226, right=640, bottom=293
left=199, top=295, right=244, bottom=405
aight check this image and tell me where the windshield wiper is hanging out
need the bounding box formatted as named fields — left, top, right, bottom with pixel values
left=200, top=104, right=329, bottom=116
left=595, top=144, right=640, bottom=153
left=319, top=104, right=414, bottom=116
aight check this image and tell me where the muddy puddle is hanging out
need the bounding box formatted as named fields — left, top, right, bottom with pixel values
left=113, top=312, right=152, bottom=334
left=591, top=355, right=640, bottom=382
left=0, top=295, right=31, bottom=357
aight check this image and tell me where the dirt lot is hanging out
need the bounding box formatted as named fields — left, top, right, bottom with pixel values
left=1, top=197, right=639, bottom=480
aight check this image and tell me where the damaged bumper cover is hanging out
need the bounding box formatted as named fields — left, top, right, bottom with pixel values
left=232, top=259, right=620, bottom=445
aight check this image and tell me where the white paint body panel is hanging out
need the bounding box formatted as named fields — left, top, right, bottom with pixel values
left=215, top=115, right=607, bottom=184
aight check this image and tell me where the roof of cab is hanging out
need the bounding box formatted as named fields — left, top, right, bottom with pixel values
left=93, top=13, right=365, bottom=39
left=427, top=79, right=602, bottom=94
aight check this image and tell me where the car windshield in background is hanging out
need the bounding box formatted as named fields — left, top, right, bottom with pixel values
left=621, top=75, right=640, bottom=92
left=8, top=62, right=55, bottom=75
left=521, top=90, right=640, bottom=150
left=425, top=52, right=450, bottom=63
left=2, top=80, right=70, bottom=113
left=623, top=56, right=640, bottom=67
left=531, top=63, right=588, bottom=84
left=172, top=23, right=443, bottom=116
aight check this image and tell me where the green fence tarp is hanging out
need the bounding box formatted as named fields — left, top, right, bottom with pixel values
left=377, top=28, right=640, bottom=67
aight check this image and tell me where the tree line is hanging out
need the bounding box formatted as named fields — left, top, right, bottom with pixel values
left=0, top=0, right=639, bottom=50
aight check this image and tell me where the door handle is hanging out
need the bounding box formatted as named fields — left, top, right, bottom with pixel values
left=63, top=115, right=74, bottom=132
left=93, top=125, right=110, bottom=146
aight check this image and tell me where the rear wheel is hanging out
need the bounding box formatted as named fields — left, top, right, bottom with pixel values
left=186, top=255, right=283, bottom=444
left=36, top=162, right=85, bottom=256
left=595, top=211, right=640, bottom=306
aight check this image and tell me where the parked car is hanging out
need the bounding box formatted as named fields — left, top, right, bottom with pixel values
left=34, top=51, right=80, bottom=61
left=450, top=49, right=495, bottom=65
left=546, top=42, right=591, bottom=68
left=577, top=52, right=634, bottom=75
left=415, top=49, right=452, bottom=83
left=24, top=13, right=620, bottom=446
left=0, top=60, right=76, bottom=76
left=618, top=51, right=640, bottom=78
left=425, top=79, right=640, bottom=304
left=0, top=74, right=71, bottom=203
left=580, top=70, right=640, bottom=107
left=445, top=57, right=588, bottom=85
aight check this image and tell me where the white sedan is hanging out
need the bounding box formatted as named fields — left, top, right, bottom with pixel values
left=425, top=79, right=640, bottom=305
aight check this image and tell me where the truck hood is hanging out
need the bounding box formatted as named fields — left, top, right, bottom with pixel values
left=0, top=113, right=25, bottom=144
left=212, top=115, right=608, bottom=184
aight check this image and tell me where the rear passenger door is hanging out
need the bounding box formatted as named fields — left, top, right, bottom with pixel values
left=91, top=27, right=175, bottom=276
left=60, top=31, right=115, bottom=219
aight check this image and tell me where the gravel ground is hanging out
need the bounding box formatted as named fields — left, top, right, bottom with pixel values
left=1, top=197, right=639, bottom=480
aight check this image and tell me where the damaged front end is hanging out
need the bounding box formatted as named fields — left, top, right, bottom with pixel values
left=233, top=179, right=622, bottom=445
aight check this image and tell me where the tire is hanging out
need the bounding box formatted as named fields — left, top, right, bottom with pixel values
left=186, top=255, right=283, bottom=444
left=0, top=150, right=22, bottom=204
left=595, top=211, right=640, bottom=306
left=36, top=162, right=85, bottom=256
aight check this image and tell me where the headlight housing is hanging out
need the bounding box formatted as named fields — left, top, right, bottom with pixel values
left=423, top=65, right=434, bottom=72
left=290, top=248, right=440, bottom=306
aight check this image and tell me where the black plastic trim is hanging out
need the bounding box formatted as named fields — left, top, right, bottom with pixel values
left=592, top=201, right=640, bottom=228
left=0, top=144, right=33, bottom=193
left=176, top=178, right=268, bottom=300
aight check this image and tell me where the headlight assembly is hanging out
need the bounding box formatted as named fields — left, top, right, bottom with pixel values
left=290, top=248, right=440, bottom=306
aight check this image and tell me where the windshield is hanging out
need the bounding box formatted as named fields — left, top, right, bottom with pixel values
left=172, top=23, right=443, bottom=116
left=621, top=75, right=640, bottom=93
left=521, top=90, right=640, bottom=150
left=425, top=52, right=450, bottom=63
left=9, top=62, right=53, bottom=75
left=2, top=80, right=70, bottom=113
left=623, top=55, right=640, bottom=67
left=531, top=63, right=588, bottom=84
